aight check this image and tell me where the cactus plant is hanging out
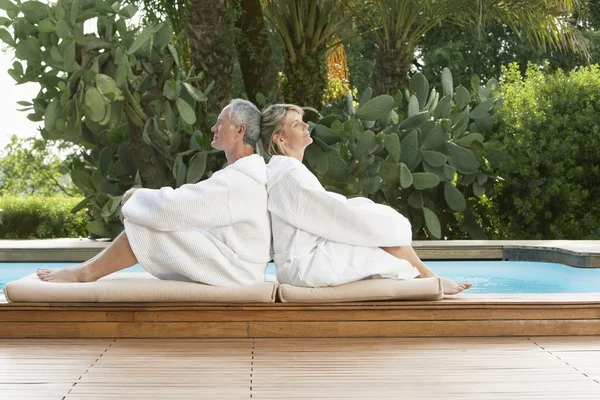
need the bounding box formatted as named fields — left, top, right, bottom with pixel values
left=1, top=0, right=218, bottom=238
left=305, top=68, right=500, bottom=239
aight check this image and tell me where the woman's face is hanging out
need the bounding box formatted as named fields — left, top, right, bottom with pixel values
left=276, top=110, right=312, bottom=154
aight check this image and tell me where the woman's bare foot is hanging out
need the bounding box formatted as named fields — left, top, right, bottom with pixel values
left=37, top=264, right=96, bottom=283
left=441, top=277, right=472, bottom=295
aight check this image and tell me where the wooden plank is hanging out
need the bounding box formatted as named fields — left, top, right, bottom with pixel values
left=249, top=320, right=600, bottom=337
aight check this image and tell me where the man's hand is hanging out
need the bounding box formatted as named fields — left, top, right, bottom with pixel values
left=120, top=188, right=139, bottom=223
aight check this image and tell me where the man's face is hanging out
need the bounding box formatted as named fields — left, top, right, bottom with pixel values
left=210, top=105, right=240, bottom=151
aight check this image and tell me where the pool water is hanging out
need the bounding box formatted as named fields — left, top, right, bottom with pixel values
left=1, top=261, right=599, bottom=294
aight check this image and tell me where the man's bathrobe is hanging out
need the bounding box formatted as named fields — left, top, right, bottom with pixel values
left=122, top=154, right=271, bottom=287
left=267, top=155, right=419, bottom=287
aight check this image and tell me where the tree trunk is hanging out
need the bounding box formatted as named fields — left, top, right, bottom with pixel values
left=129, top=126, right=173, bottom=189
left=283, top=55, right=328, bottom=108
left=371, top=45, right=414, bottom=96
left=185, top=0, right=235, bottom=116
left=234, top=0, right=278, bottom=104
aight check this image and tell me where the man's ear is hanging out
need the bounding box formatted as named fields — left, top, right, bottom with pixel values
left=236, top=124, right=247, bottom=139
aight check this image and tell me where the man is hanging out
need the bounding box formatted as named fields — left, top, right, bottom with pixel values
left=37, top=99, right=271, bottom=287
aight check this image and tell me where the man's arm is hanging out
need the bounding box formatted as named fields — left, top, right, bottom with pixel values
left=121, top=175, right=232, bottom=232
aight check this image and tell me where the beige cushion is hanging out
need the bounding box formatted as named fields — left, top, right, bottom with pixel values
left=277, top=277, right=443, bottom=303
left=4, top=272, right=277, bottom=303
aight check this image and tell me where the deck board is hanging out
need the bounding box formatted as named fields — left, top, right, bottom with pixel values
left=1, top=337, right=599, bottom=399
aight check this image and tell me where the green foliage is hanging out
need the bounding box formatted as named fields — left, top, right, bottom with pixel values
left=305, top=69, right=500, bottom=239
left=0, top=135, right=81, bottom=197
left=1, top=0, right=217, bottom=238
left=481, top=63, right=600, bottom=239
left=0, top=196, right=87, bottom=239
left=420, top=17, right=600, bottom=88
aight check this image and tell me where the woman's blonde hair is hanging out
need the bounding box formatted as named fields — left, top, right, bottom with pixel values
left=260, top=104, right=304, bottom=156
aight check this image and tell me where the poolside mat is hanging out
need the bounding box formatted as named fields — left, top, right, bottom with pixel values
left=4, top=272, right=277, bottom=303
left=278, top=276, right=443, bottom=303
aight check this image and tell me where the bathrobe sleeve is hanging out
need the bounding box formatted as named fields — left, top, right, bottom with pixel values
left=121, top=174, right=232, bottom=232
left=268, top=166, right=412, bottom=247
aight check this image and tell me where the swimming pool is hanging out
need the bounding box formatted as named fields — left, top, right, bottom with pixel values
left=1, top=261, right=599, bottom=294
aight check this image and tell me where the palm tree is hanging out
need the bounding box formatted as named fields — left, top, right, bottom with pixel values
left=367, top=0, right=589, bottom=95
left=263, top=0, right=357, bottom=107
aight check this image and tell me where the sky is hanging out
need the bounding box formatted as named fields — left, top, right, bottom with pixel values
left=0, top=47, right=41, bottom=149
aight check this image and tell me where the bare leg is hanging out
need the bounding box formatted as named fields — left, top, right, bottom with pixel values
left=381, top=245, right=472, bottom=295
left=37, top=232, right=137, bottom=283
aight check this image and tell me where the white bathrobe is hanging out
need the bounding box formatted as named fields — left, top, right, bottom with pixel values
left=122, top=154, right=271, bottom=287
left=267, top=156, right=419, bottom=287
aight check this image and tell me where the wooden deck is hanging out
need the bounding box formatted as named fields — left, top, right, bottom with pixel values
left=1, top=293, right=599, bottom=338
left=1, top=337, right=599, bottom=399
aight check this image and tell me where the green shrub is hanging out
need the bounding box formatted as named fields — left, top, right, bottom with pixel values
left=483, top=63, right=600, bottom=239
left=0, top=196, right=88, bottom=239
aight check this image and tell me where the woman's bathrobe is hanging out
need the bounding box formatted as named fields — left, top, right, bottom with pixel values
left=121, top=154, right=271, bottom=287
left=267, top=155, right=419, bottom=287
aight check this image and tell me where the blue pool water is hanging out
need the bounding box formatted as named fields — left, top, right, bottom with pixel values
left=1, top=261, right=599, bottom=294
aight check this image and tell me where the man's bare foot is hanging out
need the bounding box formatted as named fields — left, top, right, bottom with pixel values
left=441, top=277, right=472, bottom=295
left=37, top=264, right=96, bottom=283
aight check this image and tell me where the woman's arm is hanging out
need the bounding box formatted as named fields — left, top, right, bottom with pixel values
left=268, top=167, right=412, bottom=247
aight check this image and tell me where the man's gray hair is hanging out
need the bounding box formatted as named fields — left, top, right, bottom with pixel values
left=228, top=99, right=261, bottom=148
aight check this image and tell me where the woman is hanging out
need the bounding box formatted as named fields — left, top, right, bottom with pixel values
left=260, top=104, right=471, bottom=295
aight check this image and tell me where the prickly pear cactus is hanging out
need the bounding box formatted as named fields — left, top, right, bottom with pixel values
left=305, top=68, right=501, bottom=239
left=1, top=0, right=218, bottom=238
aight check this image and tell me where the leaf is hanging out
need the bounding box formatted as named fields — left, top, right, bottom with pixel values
left=118, top=3, right=138, bottom=18
left=471, top=74, right=481, bottom=95
left=186, top=151, right=207, bottom=183
left=400, top=163, right=413, bottom=188
left=71, top=168, right=94, bottom=192
left=421, top=150, right=447, bottom=168
left=305, top=145, right=329, bottom=175
left=55, top=20, right=71, bottom=38
left=364, top=176, right=382, bottom=195
left=433, top=95, right=451, bottom=119
left=355, top=95, right=394, bottom=121
left=0, top=0, right=18, bottom=12
left=101, top=196, right=121, bottom=219
left=441, top=67, right=453, bottom=98
left=176, top=97, right=196, bottom=125
left=423, top=207, right=441, bottom=239
left=455, top=133, right=484, bottom=148
left=444, top=164, right=456, bottom=181
left=96, top=74, right=120, bottom=100
left=384, top=133, right=401, bottom=162
left=400, top=130, right=418, bottom=167
left=444, top=182, right=466, bottom=212
left=412, top=172, right=440, bottom=190
left=0, top=28, right=14, bottom=46
left=409, top=73, right=429, bottom=108
left=398, top=111, right=429, bottom=130
left=446, top=142, right=480, bottom=174
left=127, top=25, right=154, bottom=55
left=38, top=19, right=54, bottom=33
left=50, top=46, right=63, bottom=62
left=118, top=142, right=137, bottom=174
left=44, top=99, right=59, bottom=131
left=85, top=87, right=106, bottom=122
left=473, top=181, right=485, bottom=197
left=15, top=40, right=41, bottom=62
left=451, top=110, right=469, bottom=139
left=183, top=82, right=208, bottom=102
left=407, top=95, right=419, bottom=117
left=422, top=123, right=447, bottom=150
left=86, top=219, right=108, bottom=238
left=356, top=130, right=377, bottom=157
left=470, top=99, right=494, bottom=120
left=454, top=86, right=471, bottom=110
left=115, top=65, right=128, bottom=87
left=20, top=1, right=48, bottom=23
left=408, top=190, right=423, bottom=209
left=379, top=161, right=399, bottom=185
left=358, top=87, right=372, bottom=108
left=98, top=147, right=112, bottom=175
left=70, top=195, right=94, bottom=214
